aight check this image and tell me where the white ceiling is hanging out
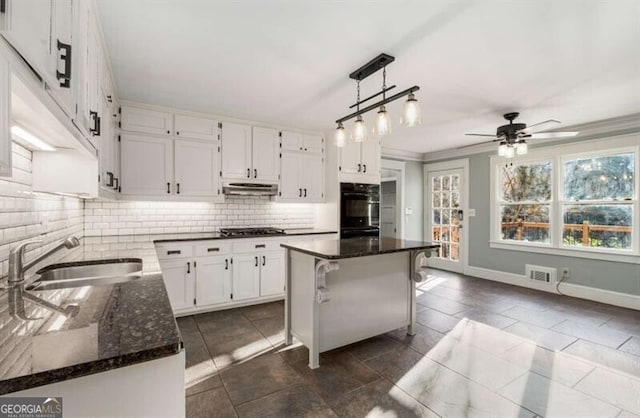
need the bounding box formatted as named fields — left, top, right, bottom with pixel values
left=97, top=0, right=640, bottom=154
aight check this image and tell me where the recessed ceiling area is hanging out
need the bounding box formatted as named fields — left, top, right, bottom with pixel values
left=97, top=0, right=640, bottom=154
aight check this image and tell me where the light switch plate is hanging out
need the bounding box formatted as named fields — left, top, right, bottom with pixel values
left=468, top=209, right=476, bottom=217
left=405, top=207, right=413, bottom=215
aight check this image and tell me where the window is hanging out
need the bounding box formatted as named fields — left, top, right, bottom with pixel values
left=562, top=153, right=634, bottom=249
left=490, top=136, right=639, bottom=262
left=499, top=161, right=552, bottom=243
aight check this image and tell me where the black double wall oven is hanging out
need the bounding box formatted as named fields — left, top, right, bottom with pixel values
left=340, top=183, right=380, bottom=238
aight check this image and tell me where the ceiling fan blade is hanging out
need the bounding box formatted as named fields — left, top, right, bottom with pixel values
left=465, top=133, right=496, bottom=137
left=517, top=119, right=561, bottom=135
left=530, top=131, right=579, bottom=139
left=457, top=138, right=503, bottom=149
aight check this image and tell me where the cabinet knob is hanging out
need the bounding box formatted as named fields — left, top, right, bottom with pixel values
left=176, top=131, right=180, bottom=135
left=167, top=130, right=170, bottom=134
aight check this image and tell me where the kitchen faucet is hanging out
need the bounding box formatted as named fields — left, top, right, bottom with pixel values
left=8, top=236, right=80, bottom=285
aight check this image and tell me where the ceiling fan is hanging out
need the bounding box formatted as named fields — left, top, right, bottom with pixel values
left=463, top=112, right=579, bottom=158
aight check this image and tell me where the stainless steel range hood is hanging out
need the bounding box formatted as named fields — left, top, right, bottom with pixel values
left=222, top=183, right=278, bottom=196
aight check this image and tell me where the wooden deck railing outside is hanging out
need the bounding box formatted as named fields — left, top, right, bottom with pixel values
left=501, top=220, right=632, bottom=245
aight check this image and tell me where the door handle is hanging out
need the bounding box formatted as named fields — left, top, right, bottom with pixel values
left=56, top=40, right=72, bottom=88
left=357, top=163, right=361, bottom=172
left=187, top=262, right=191, bottom=274
left=176, top=183, right=180, bottom=194
left=363, top=164, right=367, bottom=173
left=303, top=188, right=307, bottom=197
left=299, top=188, right=302, bottom=197
left=167, top=182, right=171, bottom=194
left=247, top=168, right=250, bottom=178
left=255, top=256, right=258, bottom=267
left=254, top=168, right=257, bottom=178
left=225, top=259, right=228, bottom=270
left=262, top=256, right=266, bottom=266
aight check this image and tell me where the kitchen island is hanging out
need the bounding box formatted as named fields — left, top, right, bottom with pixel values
left=281, top=237, right=440, bottom=369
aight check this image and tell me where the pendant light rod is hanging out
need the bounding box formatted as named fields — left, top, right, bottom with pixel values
left=348, top=85, right=397, bottom=109
left=335, top=85, right=420, bottom=124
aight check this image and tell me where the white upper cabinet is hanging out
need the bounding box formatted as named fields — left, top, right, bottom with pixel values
left=360, top=138, right=381, bottom=179
left=251, top=127, right=280, bottom=181
left=0, top=51, right=10, bottom=177
left=302, top=153, right=324, bottom=200
left=338, top=138, right=381, bottom=184
left=120, top=134, right=173, bottom=195
left=281, top=131, right=303, bottom=152
left=220, top=121, right=252, bottom=180
left=47, top=0, right=74, bottom=118
left=175, top=114, right=219, bottom=141
left=303, top=134, right=324, bottom=154
left=278, top=150, right=324, bottom=202
left=339, top=139, right=361, bottom=175
left=120, top=106, right=174, bottom=136
left=279, top=152, right=301, bottom=199
left=174, top=139, right=221, bottom=197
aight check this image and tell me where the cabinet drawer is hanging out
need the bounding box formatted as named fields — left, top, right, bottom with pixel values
left=175, top=114, right=219, bottom=141
left=121, top=106, right=173, bottom=136
left=194, top=242, right=231, bottom=256
left=233, top=241, right=281, bottom=253
left=156, top=244, right=193, bottom=260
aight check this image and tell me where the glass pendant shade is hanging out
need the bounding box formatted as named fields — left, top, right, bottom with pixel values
left=334, top=122, right=346, bottom=147
left=504, top=145, right=515, bottom=159
left=515, top=140, right=528, bottom=155
left=352, top=115, right=367, bottom=142
left=400, top=93, right=421, bottom=127
left=498, top=142, right=508, bottom=156
left=373, top=106, right=392, bottom=136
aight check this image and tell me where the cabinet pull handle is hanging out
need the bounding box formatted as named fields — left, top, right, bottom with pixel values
left=167, top=130, right=170, bottom=134
left=225, top=259, right=229, bottom=270
left=262, top=256, right=266, bottom=266
left=176, top=131, right=180, bottom=135
left=298, top=188, right=302, bottom=197
left=167, top=182, right=171, bottom=194
left=167, top=250, right=181, bottom=255
left=105, top=172, right=114, bottom=187
left=207, top=248, right=220, bottom=252
left=176, top=183, right=180, bottom=194
left=247, top=168, right=250, bottom=178
left=255, top=256, right=258, bottom=267
left=113, top=177, right=119, bottom=190
left=303, top=188, right=307, bottom=197
left=0, top=0, right=6, bottom=14
left=187, top=262, right=191, bottom=274
left=255, top=244, right=265, bottom=248
left=56, top=40, right=72, bottom=88
left=254, top=168, right=257, bottom=178
left=89, top=111, right=98, bottom=135
left=357, top=163, right=361, bottom=172
left=363, top=164, right=367, bottom=173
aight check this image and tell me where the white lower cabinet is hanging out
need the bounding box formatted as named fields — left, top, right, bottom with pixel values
left=231, top=254, right=261, bottom=301
left=195, top=256, right=231, bottom=306
left=259, top=251, right=285, bottom=296
left=160, top=259, right=195, bottom=311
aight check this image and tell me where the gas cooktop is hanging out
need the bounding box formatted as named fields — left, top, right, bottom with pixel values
left=219, top=227, right=286, bottom=237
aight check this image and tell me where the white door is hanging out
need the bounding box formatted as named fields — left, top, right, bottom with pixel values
left=120, top=106, right=173, bottom=136
left=279, top=152, right=301, bottom=200
left=120, top=134, right=173, bottom=195
left=302, top=153, right=323, bottom=201
left=259, top=251, right=284, bottom=296
left=381, top=180, right=397, bottom=238
left=195, top=256, right=231, bottom=306
left=426, top=168, right=465, bottom=272
left=175, top=114, right=219, bottom=141
left=302, top=135, right=323, bottom=154
left=160, top=260, right=195, bottom=311
left=174, top=140, right=221, bottom=197
left=361, top=139, right=381, bottom=178
left=232, top=254, right=260, bottom=301
left=339, top=140, right=361, bottom=175
left=220, top=122, right=252, bottom=180
left=280, top=131, right=302, bottom=152
left=252, top=127, right=280, bottom=181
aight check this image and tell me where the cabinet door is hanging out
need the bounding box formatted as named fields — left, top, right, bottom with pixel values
left=86, top=20, right=101, bottom=146
left=231, top=254, right=260, bottom=301
left=303, top=135, right=324, bottom=154
left=48, top=0, right=74, bottom=118
left=175, top=115, right=219, bottom=141
left=220, top=122, right=252, bottom=180
left=195, top=256, right=231, bottom=306
left=339, top=140, right=361, bottom=175
left=280, top=131, right=302, bottom=152
left=302, top=153, right=324, bottom=201
left=252, top=127, right=280, bottom=181
left=0, top=0, right=55, bottom=86
left=0, top=53, right=10, bottom=177
left=120, top=134, right=173, bottom=195
left=361, top=138, right=381, bottom=178
left=279, top=151, right=301, bottom=199
left=160, top=260, right=195, bottom=311
left=73, top=0, right=91, bottom=136
left=260, top=251, right=284, bottom=297
left=120, top=106, right=174, bottom=136
left=98, top=93, right=115, bottom=191
left=174, top=139, right=221, bottom=197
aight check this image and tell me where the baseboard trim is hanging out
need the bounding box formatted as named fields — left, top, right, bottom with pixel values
left=464, top=266, right=639, bottom=311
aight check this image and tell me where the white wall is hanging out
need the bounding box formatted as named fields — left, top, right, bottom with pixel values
left=404, top=161, right=424, bottom=240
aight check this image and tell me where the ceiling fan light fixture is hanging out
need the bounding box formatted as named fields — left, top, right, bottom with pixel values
left=400, top=93, right=421, bottom=127
left=374, top=105, right=392, bottom=136
left=352, top=115, right=367, bottom=143
left=515, top=140, right=528, bottom=155
left=334, top=122, right=346, bottom=147
left=504, top=145, right=515, bottom=159
left=498, top=141, right=508, bottom=157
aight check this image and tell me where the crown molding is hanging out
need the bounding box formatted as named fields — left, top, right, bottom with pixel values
left=381, top=147, right=424, bottom=161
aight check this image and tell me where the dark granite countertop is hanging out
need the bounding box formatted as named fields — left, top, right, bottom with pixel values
left=281, top=238, right=441, bottom=260
left=0, top=257, right=181, bottom=395
left=151, top=228, right=337, bottom=243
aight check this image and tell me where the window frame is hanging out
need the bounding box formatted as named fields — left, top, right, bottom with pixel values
left=489, top=134, right=640, bottom=264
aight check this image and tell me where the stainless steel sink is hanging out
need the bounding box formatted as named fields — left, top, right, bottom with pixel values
left=26, top=259, right=143, bottom=291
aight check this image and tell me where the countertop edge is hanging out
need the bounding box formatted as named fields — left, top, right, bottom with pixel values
left=152, top=230, right=338, bottom=243
left=280, top=243, right=441, bottom=260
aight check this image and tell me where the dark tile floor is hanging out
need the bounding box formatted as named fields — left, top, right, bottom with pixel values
left=178, top=268, right=640, bottom=417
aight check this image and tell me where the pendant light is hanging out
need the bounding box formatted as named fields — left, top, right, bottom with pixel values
left=352, top=115, right=367, bottom=142
left=373, top=67, right=392, bottom=137
left=334, top=122, right=346, bottom=147
left=400, top=93, right=421, bottom=127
